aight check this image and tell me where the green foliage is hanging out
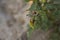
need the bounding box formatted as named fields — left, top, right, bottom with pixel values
left=25, top=0, right=30, bottom=2
left=26, top=0, right=60, bottom=40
